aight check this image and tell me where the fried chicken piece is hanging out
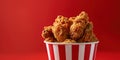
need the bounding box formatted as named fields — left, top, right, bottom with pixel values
left=52, top=15, right=70, bottom=42
left=69, top=17, right=76, bottom=25
left=78, top=22, right=94, bottom=42
left=70, top=22, right=84, bottom=40
left=45, top=37, right=56, bottom=42
left=70, top=11, right=89, bottom=40
left=41, top=26, right=56, bottom=42
left=63, top=39, right=76, bottom=43
left=54, top=15, right=69, bottom=24
left=52, top=24, right=69, bottom=42
left=77, top=11, right=89, bottom=21
left=53, top=15, right=70, bottom=30
left=41, top=26, right=53, bottom=38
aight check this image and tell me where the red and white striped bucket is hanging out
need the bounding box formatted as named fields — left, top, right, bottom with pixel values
left=44, top=41, right=99, bottom=60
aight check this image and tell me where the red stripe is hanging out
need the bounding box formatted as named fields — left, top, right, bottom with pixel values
left=93, top=44, right=98, bottom=60
left=58, top=45, right=66, bottom=60
left=84, top=44, right=91, bottom=60
left=72, top=45, right=79, bottom=60
left=48, top=44, right=55, bottom=60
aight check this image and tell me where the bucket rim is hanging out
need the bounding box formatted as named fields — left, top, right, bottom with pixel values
left=44, top=41, right=99, bottom=45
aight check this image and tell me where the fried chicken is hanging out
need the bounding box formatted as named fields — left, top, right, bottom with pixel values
left=69, top=11, right=89, bottom=40
left=63, top=39, right=76, bottom=43
left=41, top=11, right=98, bottom=43
left=41, top=26, right=56, bottom=42
left=52, top=16, right=70, bottom=42
left=45, top=37, right=56, bottom=42
left=78, top=22, right=96, bottom=42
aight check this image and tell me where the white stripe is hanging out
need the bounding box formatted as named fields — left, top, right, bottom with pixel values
left=78, top=44, right=85, bottom=60
left=65, top=45, right=72, bottom=60
left=89, top=44, right=95, bottom=60
left=46, top=44, right=51, bottom=60
left=53, top=45, right=60, bottom=60
left=93, top=44, right=98, bottom=60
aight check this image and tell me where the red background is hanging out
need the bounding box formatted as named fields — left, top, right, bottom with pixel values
left=0, top=0, right=120, bottom=60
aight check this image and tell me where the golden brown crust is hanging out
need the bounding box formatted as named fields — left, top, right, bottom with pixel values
left=70, top=22, right=84, bottom=40
left=45, top=37, right=56, bottom=42
left=41, top=26, right=53, bottom=38
left=41, top=26, right=57, bottom=42
left=69, top=11, right=89, bottom=40
left=53, top=15, right=70, bottom=27
left=41, top=11, right=98, bottom=43
left=78, top=22, right=97, bottom=42
left=77, top=11, right=89, bottom=21
left=52, top=24, right=69, bottom=42
left=52, top=15, right=71, bottom=42
left=63, top=39, right=76, bottom=43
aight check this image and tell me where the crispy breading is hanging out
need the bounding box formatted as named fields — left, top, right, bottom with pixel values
left=52, top=24, right=69, bottom=42
left=53, top=15, right=70, bottom=27
left=41, top=26, right=53, bottom=38
left=63, top=39, right=76, bottom=43
left=41, top=26, right=56, bottom=42
left=52, top=15, right=70, bottom=42
left=45, top=37, right=56, bottom=42
left=42, top=11, right=98, bottom=43
left=70, top=22, right=84, bottom=40
left=78, top=22, right=94, bottom=42
left=69, top=11, right=89, bottom=40
left=77, top=11, right=89, bottom=21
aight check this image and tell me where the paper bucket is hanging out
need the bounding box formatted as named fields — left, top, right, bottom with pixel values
left=44, top=41, right=99, bottom=60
